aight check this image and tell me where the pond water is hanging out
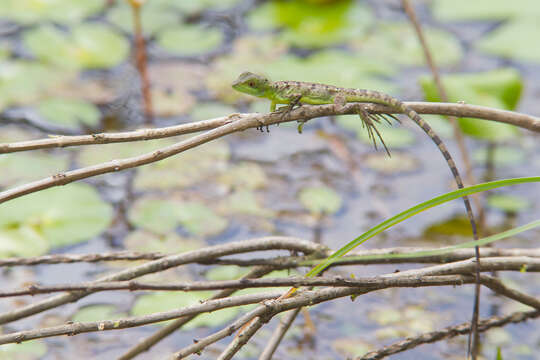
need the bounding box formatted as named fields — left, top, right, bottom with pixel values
left=0, top=0, right=539, bottom=359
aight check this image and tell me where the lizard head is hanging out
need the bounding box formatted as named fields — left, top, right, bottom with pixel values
left=232, top=72, right=271, bottom=97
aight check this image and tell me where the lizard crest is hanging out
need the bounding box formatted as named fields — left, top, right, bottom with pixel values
left=232, top=72, right=271, bottom=97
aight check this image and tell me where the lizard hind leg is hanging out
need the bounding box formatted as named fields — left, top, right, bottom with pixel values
left=357, top=106, right=391, bottom=157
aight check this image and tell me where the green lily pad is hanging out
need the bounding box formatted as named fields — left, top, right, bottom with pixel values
left=37, top=98, right=100, bottom=129
left=0, top=152, right=69, bottom=187
left=0, top=61, right=70, bottom=111
left=0, top=0, right=103, bottom=24
left=107, top=1, right=179, bottom=36
left=0, top=184, right=112, bottom=257
left=168, top=0, right=243, bottom=14
left=298, top=185, right=342, bottom=216
left=220, top=189, right=275, bottom=217
left=363, top=152, right=419, bottom=174
left=423, top=215, right=474, bottom=239
left=205, top=265, right=250, bottom=281
left=433, top=0, right=540, bottom=21
left=338, top=118, right=415, bottom=149
left=477, top=19, right=540, bottom=63
left=333, top=338, right=372, bottom=358
left=131, top=291, right=239, bottom=329
left=190, top=102, right=237, bottom=121
left=217, top=162, right=267, bottom=190
left=487, top=194, right=530, bottom=213
left=0, top=341, right=47, bottom=360
left=128, top=198, right=228, bottom=237
left=23, top=24, right=129, bottom=69
left=128, top=198, right=184, bottom=234
left=156, top=24, right=224, bottom=56
left=420, top=69, right=522, bottom=141
left=124, top=230, right=204, bottom=254
left=134, top=140, right=230, bottom=190
left=472, top=146, right=526, bottom=167
left=353, top=22, right=463, bottom=67
left=247, top=0, right=373, bottom=48
left=177, top=202, right=228, bottom=237
left=71, top=304, right=126, bottom=323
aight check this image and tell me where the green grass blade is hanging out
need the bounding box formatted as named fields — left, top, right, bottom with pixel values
left=305, top=176, right=540, bottom=278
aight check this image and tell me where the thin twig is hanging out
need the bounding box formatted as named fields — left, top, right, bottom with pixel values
left=0, top=237, right=324, bottom=325
left=0, top=102, right=538, bottom=154
left=2, top=246, right=537, bottom=268
left=218, top=315, right=265, bottom=360
left=401, top=3, right=484, bottom=356
left=118, top=266, right=275, bottom=360
left=259, top=307, right=302, bottom=360
left=358, top=310, right=540, bottom=360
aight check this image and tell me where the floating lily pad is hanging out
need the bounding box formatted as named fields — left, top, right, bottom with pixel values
left=71, top=304, right=126, bottom=323
left=433, top=0, right=540, bottom=21
left=247, top=0, right=374, bottom=48
left=472, top=146, right=526, bottom=167
left=124, top=230, right=204, bottom=254
left=134, top=140, right=230, bottom=190
left=298, top=185, right=342, bottom=216
left=128, top=198, right=184, bottom=234
left=338, top=118, right=415, bottom=149
left=23, top=24, right=129, bottom=69
left=424, top=215, right=474, bottom=239
left=0, top=152, right=69, bottom=187
left=37, top=98, right=100, bottom=129
left=217, top=162, right=267, bottom=190
left=333, top=338, right=372, bottom=358
left=0, top=341, right=47, bottom=360
left=420, top=69, right=522, bottom=141
left=0, top=0, right=103, bottom=24
left=169, top=0, right=243, bottom=14
left=0, top=61, right=69, bottom=111
left=487, top=194, right=530, bottom=213
left=363, top=152, right=419, bottom=174
left=219, top=190, right=275, bottom=217
left=190, top=102, right=237, bottom=121
left=205, top=265, right=250, bottom=281
left=77, top=139, right=175, bottom=167
left=131, top=291, right=239, bottom=329
left=128, top=198, right=228, bottom=237
left=477, top=19, right=540, bottom=63
left=156, top=24, right=224, bottom=56
left=353, top=22, right=463, bottom=67
left=177, top=202, right=228, bottom=237
left=108, top=1, right=179, bottom=35
left=0, top=184, right=112, bottom=257
left=152, top=88, right=195, bottom=117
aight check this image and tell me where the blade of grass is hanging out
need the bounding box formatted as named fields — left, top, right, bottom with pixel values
left=305, top=176, right=540, bottom=278
left=300, top=218, right=540, bottom=266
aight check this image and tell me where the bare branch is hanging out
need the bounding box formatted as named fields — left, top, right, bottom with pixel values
left=118, top=266, right=274, bottom=360
left=218, top=315, right=265, bottom=360
left=480, top=275, right=540, bottom=310
left=0, top=291, right=282, bottom=345
left=358, top=310, right=540, bottom=360
left=259, top=307, right=302, bottom=360
left=2, top=246, right=537, bottom=268
left=0, top=237, right=324, bottom=325
left=0, top=102, right=538, bottom=154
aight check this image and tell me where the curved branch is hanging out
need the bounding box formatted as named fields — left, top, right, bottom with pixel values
left=0, top=102, right=538, bottom=154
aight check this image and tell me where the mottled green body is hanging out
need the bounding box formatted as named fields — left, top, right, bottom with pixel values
left=232, top=72, right=478, bottom=243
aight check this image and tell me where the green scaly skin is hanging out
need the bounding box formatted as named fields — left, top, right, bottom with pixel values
left=232, top=71, right=479, bottom=245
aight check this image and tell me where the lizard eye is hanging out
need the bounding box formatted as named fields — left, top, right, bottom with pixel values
left=248, top=82, right=254, bottom=87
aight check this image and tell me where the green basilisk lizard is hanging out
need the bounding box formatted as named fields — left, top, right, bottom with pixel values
left=231, top=71, right=479, bottom=290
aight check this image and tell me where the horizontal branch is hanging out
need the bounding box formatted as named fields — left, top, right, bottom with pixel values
left=0, top=102, right=538, bottom=154
left=359, top=310, right=540, bottom=360
left=2, top=244, right=538, bottom=268
left=0, top=237, right=324, bottom=325
left=0, top=274, right=481, bottom=298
